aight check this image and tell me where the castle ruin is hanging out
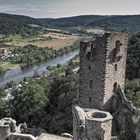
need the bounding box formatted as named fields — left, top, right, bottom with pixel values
left=79, top=29, right=128, bottom=111
left=73, top=29, right=140, bottom=140
left=0, top=29, right=140, bottom=140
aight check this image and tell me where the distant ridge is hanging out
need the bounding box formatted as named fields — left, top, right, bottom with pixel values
left=0, top=13, right=140, bottom=35
left=37, top=15, right=108, bottom=27
left=87, top=15, right=140, bottom=35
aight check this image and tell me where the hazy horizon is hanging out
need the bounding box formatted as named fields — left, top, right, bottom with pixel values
left=0, top=0, right=140, bottom=18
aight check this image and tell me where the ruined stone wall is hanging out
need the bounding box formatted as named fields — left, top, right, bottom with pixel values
left=104, top=29, right=128, bottom=111
left=0, top=118, right=36, bottom=140
left=86, top=110, right=112, bottom=140
left=79, top=36, right=107, bottom=109
left=112, top=85, right=140, bottom=140
left=72, top=106, right=113, bottom=140
left=0, top=125, right=10, bottom=139
left=72, top=106, right=86, bottom=140
left=9, top=133, right=36, bottom=140
left=79, top=30, right=128, bottom=111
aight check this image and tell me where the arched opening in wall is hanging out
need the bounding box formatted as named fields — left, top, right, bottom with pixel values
left=92, top=48, right=96, bottom=61
left=4, top=122, right=13, bottom=132
left=113, top=82, right=118, bottom=93
left=89, top=97, right=92, bottom=103
left=82, top=45, right=87, bottom=52
left=86, top=52, right=91, bottom=60
left=4, top=122, right=9, bottom=125
left=90, top=80, right=93, bottom=89
left=89, top=65, right=91, bottom=70
left=115, top=64, right=117, bottom=71
left=80, top=42, right=87, bottom=52
left=115, top=40, right=122, bottom=53
left=91, top=43, right=93, bottom=48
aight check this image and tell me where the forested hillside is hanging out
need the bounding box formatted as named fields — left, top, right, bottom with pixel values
left=87, top=15, right=140, bottom=35
left=38, top=15, right=140, bottom=35
left=125, top=32, right=140, bottom=109
left=126, top=32, right=140, bottom=79
left=1, top=13, right=140, bottom=36
left=38, top=15, right=107, bottom=28
left=0, top=13, right=42, bottom=35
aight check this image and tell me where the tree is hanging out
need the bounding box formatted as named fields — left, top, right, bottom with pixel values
left=23, top=77, right=27, bottom=82
left=68, top=60, right=74, bottom=66
left=6, top=80, right=16, bottom=89
left=125, top=79, right=140, bottom=107
left=44, top=75, right=79, bottom=134
left=126, top=33, right=140, bottom=79
left=9, top=82, right=48, bottom=127
left=65, top=67, right=73, bottom=76
left=0, top=88, right=8, bottom=118
left=57, top=63, right=61, bottom=68
left=0, top=66, right=4, bottom=75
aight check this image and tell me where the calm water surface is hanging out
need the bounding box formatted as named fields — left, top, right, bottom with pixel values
left=0, top=50, right=79, bottom=87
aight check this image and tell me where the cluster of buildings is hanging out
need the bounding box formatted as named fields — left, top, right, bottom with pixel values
left=0, top=48, right=12, bottom=60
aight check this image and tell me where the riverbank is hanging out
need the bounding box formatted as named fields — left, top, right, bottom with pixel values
left=0, top=61, right=20, bottom=72
left=47, top=54, right=79, bottom=77
left=0, top=50, right=79, bottom=87
left=0, top=40, right=79, bottom=75
left=9, top=41, right=79, bottom=66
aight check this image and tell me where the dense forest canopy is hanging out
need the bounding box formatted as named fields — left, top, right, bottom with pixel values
left=126, top=32, right=140, bottom=79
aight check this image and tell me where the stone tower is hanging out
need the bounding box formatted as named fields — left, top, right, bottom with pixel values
left=79, top=29, right=128, bottom=111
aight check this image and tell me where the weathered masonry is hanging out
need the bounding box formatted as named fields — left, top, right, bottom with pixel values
left=73, top=106, right=113, bottom=140
left=2, top=29, right=140, bottom=140
left=79, top=29, right=128, bottom=111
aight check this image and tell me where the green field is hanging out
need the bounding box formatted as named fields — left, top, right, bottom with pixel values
left=2, top=33, right=79, bottom=49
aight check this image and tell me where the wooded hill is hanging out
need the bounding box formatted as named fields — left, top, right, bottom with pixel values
left=0, top=13, right=42, bottom=35
left=38, top=15, right=140, bottom=35
left=0, top=13, right=140, bottom=35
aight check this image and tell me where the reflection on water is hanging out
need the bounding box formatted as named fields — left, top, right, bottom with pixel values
left=0, top=50, right=79, bottom=87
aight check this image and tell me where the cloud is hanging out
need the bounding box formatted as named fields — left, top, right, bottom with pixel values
left=0, top=0, right=140, bottom=18
left=0, top=3, right=42, bottom=18
left=0, top=4, right=19, bottom=12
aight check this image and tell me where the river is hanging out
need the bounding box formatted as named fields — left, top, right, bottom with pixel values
left=0, top=50, right=79, bottom=87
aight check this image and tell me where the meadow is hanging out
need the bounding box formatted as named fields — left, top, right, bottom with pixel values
left=2, top=31, right=79, bottom=49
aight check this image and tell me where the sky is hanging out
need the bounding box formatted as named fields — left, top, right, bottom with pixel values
left=0, top=0, right=140, bottom=18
